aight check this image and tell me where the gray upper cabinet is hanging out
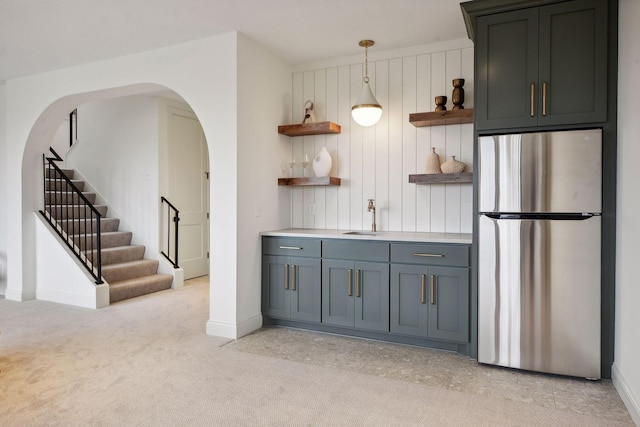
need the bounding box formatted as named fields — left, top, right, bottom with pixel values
left=475, top=0, right=607, bottom=130
left=262, top=238, right=321, bottom=323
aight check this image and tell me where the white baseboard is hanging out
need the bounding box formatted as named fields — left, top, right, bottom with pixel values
left=206, top=314, right=262, bottom=340
left=36, top=287, right=103, bottom=309
left=236, top=314, right=263, bottom=338
left=206, top=319, right=238, bottom=339
left=612, top=363, right=640, bottom=426
left=5, top=288, right=36, bottom=301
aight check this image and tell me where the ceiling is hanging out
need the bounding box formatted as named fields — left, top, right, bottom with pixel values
left=0, top=0, right=469, bottom=84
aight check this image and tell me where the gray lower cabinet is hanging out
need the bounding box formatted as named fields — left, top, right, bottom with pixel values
left=262, top=237, right=471, bottom=349
left=390, top=243, right=470, bottom=343
left=322, top=259, right=389, bottom=332
left=262, top=238, right=321, bottom=323
left=321, top=239, right=390, bottom=332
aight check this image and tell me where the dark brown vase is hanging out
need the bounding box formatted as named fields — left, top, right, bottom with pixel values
left=452, top=79, right=465, bottom=110
left=435, top=96, right=447, bottom=112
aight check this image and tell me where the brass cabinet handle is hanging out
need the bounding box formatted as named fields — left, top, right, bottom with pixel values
left=356, top=270, right=361, bottom=298
left=421, top=274, right=426, bottom=304
left=413, top=253, right=444, bottom=258
left=430, top=275, right=435, bottom=305
left=348, top=269, right=353, bottom=296
left=291, top=265, right=296, bottom=291
left=284, top=264, right=289, bottom=289
left=279, top=246, right=302, bottom=250
left=542, top=82, right=548, bottom=116
left=530, top=83, right=535, bottom=117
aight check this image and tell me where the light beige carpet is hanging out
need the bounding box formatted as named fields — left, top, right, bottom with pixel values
left=0, top=278, right=633, bottom=426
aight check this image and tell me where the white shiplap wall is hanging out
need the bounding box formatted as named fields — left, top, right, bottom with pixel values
left=287, top=40, right=474, bottom=233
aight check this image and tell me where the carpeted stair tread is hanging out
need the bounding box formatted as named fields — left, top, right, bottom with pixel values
left=102, top=259, right=159, bottom=283
left=45, top=168, right=74, bottom=179
left=45, top=191, right=97, bottom=205
left=46, top=179, right=85, bottom=191
left=48, top=204, right=108, bottom=219
left=108, top=274, right=173, bottom=303
left=59, top=217, right=120, bottom=234
left=73, top=231, right=132, bottom=250
left=98, top=245, right=146, bottom=265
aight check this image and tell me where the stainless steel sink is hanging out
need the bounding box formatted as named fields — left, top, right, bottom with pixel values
left=342, top=231, right=386, bottom=236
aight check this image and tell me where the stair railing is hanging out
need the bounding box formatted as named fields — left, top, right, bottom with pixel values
left=160, top=197, right=180, bottom=269
left=40, top=147, right=103, bottom=284
left=69, top=109, right=77, bottom=146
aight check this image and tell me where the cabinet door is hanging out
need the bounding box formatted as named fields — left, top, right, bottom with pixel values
left=476, top=8, right=539, bottom=130
left=354, top=261, right=390, bottom=332
left=322, top=259, right=355, bottom=327
left=290, top=257, right=321, bottom=323
left=428, top=266, right=470, bottom=343
left=262, top=255, right=290, bottom=319
left=390, top=264, right=429, bottom=337
left=538, top=0, right=607, bottom=126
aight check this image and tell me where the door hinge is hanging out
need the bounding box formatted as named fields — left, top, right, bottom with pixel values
left=207, top=252, right=210, bottom=258
left=205, top=172, right=210, bottom=179
left=206, top=212, right=210, bottom=219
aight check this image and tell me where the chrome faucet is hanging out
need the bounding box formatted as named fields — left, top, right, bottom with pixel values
left=367, top=199, right=376, bottom=232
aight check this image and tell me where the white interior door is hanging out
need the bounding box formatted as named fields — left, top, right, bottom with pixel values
left=168, top=107, right=210, bottom=279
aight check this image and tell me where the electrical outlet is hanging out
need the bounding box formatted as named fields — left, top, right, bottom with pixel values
left=308, top=203, right=316, bottom=215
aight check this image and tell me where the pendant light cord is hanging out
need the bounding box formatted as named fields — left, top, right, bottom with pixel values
left=364, top=44, right=369, bottom=83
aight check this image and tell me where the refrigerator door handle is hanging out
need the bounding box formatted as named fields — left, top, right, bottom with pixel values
left=482, top=213, right=598, bottom=221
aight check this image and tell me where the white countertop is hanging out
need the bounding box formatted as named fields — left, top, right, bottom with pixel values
left=261, top=229, right=472, bottom=245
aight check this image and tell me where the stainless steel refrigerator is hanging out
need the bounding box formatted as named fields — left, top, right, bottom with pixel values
left=477, top=129, right=602, bottom=379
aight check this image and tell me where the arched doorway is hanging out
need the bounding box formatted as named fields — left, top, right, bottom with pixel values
left=15, top=84, right=214, bottom=305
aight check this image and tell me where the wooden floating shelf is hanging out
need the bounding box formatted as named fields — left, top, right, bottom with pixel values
left=278, top=121, right=341, bottom=136
left=409, top=109, right=474, bottom=127
left=409, top=173, right=473, bottom=184
left=278, top=177, right=341, bottom=187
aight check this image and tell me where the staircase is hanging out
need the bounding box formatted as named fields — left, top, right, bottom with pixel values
left=45, top=168, right=173, bottom=303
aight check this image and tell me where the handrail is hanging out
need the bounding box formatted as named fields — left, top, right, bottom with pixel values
left=160, top=196, right=180, bottom=269
left=69, top=109, right=77, bottom=147
left=40, top=147, right=103, bottom=284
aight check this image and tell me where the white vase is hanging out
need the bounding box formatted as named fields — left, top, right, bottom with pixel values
left=425, top=147, right=442, bottom=174
left=441, top=155, right=466, bottom=174
left=312, top=147, right=332, bottom=177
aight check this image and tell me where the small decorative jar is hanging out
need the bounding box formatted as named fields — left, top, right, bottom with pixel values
left=434, top=96, right=447, bottom=112
left=313, top=147, right=332, bottom=177
left=441, top=155, right=466, bottom=174
left=425, top=147, right=442, bottom=174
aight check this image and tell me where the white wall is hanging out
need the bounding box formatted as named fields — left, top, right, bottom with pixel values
left=0, top=84, right=6, bottom=295
left=50, top=117, right=71, bottom=160
left=34, top=213, right=109, bottom=308
left=289, top=39, right=474, bottom=233
left=234, top=34, right=292, bottom=334
left=67, top=95, right=160, bottom=257
left=614, top=0, right=640, bottom=423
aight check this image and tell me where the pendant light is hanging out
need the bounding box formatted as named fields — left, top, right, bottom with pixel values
left=352, top=40, right=382, bottom=127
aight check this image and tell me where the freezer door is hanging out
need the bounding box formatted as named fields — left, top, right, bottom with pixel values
left=479, top=129, right=602, bottom=213
left=478, top=214, right=601, bottom=379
